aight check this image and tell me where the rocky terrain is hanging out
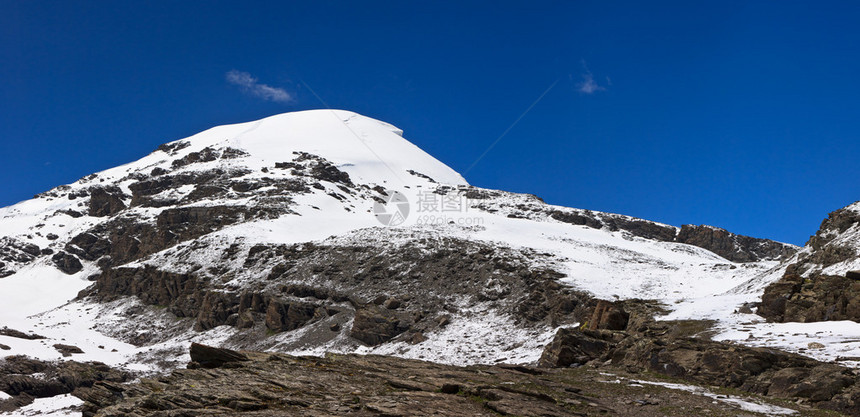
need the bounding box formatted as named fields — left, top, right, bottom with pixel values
left=76, top=341, right=827, bottom=417
left=758, top=202, right=860, bottom=323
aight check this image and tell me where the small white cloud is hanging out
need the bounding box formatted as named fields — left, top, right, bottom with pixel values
left=576, top=61, right=607, bottom=95
left=225, top=70, right=292, bottom=103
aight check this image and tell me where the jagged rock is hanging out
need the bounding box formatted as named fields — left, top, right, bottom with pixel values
left=156, top=140, right=190, bottom=155
left=0, top=356, right=129, bottom=415
left=759, top=272, right=860, bottom=322
left=350, top=305, right=411, bottom=346
left=549, top=210, right=604, bottom=229
left=195, top=291, right=239, bottom=330
left=0, top=327, right=45, bottom=340
left=538, top=328, right=614, bottom=367
left=264, top=300, right=316, bottom=332
left=87, top=187, right=127, bottom=217
left=383, top=297, right=401, bottom=309
left=51, top=251, right=83, bottom=274
left=189, top=343, right=248, bottom=368
left=78, top=349, right=726, bottom=417
left=675, top=224, right=796, bottom=262
left=0, top=344, right=9, bottom=350
left=587, top=300, right=629, bottom=330
left=540, top=312, right=860, bottom=413
left=53, top=344, right=84, bottom=357
left=171, top=146, right=219, bottom=168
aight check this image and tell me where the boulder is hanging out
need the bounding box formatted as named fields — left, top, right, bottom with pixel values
left=53, top=344, right=84, bottom=357
left=51, top=252, right=83, bottom=275
left=350, top=305, right=411, bottom=346
left=538, top=328, right=613, bottom=367
left=88, top=187, right=126, bottom=217
left=189, top=343, right=248, bottom=368
left=587, top=300, right=628, bottom=330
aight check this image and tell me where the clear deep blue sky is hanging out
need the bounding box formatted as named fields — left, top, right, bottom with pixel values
left=3, top=1, right=860, bottom=245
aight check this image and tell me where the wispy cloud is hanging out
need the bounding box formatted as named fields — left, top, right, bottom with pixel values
left=576, top=61, right=607, bottom=95
left=225, top=70, right=292, bottom=103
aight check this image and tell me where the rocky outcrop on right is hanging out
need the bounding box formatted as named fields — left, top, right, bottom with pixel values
left=540, top=299, right=860, bottom=415
left=759, top=272, right=860, bottom=322
left=759, top=201, right=860, bottom=323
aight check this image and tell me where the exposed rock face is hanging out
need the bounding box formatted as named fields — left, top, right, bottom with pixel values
left=0, top=356, right=129, bottom=413
left=538, top=328, right=616, bottom=367
left=76, top=344, right=817, bottom=417
left=675, top=224, right=797, bottom=263
left=81, top=233, right=592, bottom=352
left=53, top=344, right=85, bottom=357
left=759, top=202, right=860, bottom=324
left=189, top=343, right=249, bottom=368
left=51, top=251, right=83, bottom=275
left=539, top=302, right=860, bottom=415
left=67, top=205, right=283, bottom=267
left=466, top=187, right=797, bottom=262
left=350, top=305, right=414, bottom=346
left=586, top=300, right=629, bottom=330
left=759, top=272, right=860, bottom=322
left=87, top=187, right=127, bottom=217
left=0, top=237, right=41, bottom=278
left=0, top=327, right=46, bottom=340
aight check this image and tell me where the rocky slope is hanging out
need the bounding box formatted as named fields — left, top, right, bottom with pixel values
left=77, top=342, right=822, bottom=417
left=758, top=202, right=860, bottom=323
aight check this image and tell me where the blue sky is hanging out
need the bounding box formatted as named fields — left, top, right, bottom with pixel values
left=3, top=1, right=860, bottom=245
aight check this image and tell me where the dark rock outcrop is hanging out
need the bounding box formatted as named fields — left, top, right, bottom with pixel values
left=675, top=224, right=797, bottom=262
left=189, top=343, right=248, bottom=368
left=350, top=305, right=413, bottom=346
left=67, top=205, right=283, bottom=266
left=538, top=328, right=615, bottom=367
left=0, top=356, right=129, bottom=414
left=87, top=187, right=127, bottom=217
left=53, top=344, right=85, bottom=357
left=539, top=303, right=860, bottom=415
left=51, top=251, right=83, bottom=274
left=586, top=300, right=629, bottom=330
left=0, top=327, right=46, bottom=340
left=83, top=235, right=591, bottom=350
left=759, top=272, right=860, bottom=322
left=0, top=237, right=41, bottom=278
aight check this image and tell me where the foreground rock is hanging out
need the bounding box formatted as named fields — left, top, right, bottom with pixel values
left=0, top=356, right=130, bottom=413
left=540, top=300, right=860, bottom=416
left=78, top=343, right=821, bottom=417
